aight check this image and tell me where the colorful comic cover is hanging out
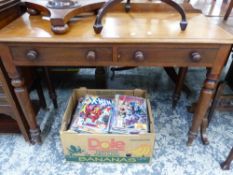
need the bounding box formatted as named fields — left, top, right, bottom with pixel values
left=110, top=95, right=149, bottom=134
left=69, top=95, right=114, bottom=134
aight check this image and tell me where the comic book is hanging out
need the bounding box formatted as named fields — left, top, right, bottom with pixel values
left=110, top=95, right=149, bottom=134
left=69, top=95, right=114, bottom=134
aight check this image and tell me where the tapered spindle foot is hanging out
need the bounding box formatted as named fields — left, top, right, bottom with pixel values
left=172, top=95, right=179, bottom=108
left=30, top=128, right=42, bottom=145
left=187, top=130, right=197, bottom=146
left=201, top=117, right=209, bottom=145
left=93, top=24, right=103, bottom=34
left=180, top=21, right=188, bottom=31
left=125, top=4, right=131, bottom=12
left=220, top=161, right=230, bottom=170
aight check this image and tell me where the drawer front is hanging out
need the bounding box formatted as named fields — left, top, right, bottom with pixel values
left=10, top=46, right=113, bottom=65
left=117, top=47, right=218, bottom=66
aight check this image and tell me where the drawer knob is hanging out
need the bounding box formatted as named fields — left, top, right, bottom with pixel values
left=190, top=52, right=201, bottom=62
left=134, top=51, right=145, bottom=61
left=26, top=50, right=38, bottom=60
left=86, top=51, right=96, bottom=61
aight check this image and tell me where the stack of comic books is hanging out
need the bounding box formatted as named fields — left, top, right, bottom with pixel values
left=110, top=95, right=149, bottom=134
left=68, top=94, right=149, bottom=134
left=69, top=95, right=114, bottom=134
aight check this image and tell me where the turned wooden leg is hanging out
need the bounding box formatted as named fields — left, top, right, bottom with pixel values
left=187, top=103, right=211, bottom=145
left=221, top=148, right=233, bottom=170
left=11, top=75, right=41, bottom=144
left=0, top=44, right=42, bottom=144
left=172, top=67, right=188, bottom=108
left=0, top=62, right=30, bottom=141
left=187, top=73, right=218, bottom=146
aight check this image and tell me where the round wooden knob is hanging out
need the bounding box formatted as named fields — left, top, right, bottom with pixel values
left=134, top=51, right=145, bottom=61
left=86, top=51, right=96, bottom=61
left=26, top=50, right=38, bottom=60
left=190, top=52, right=201, bottom=62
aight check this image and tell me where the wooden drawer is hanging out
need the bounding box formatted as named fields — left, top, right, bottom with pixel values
left=10, top=45, right=113, bottom=66
left=117, top=46, right=218, bottom=67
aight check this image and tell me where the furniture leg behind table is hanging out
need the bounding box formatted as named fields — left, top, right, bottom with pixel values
left=0, top=44, right=41, bottom=144
left=221, top=147, right=233, bottom=170
left=224, top=0, right=233, bottom=20
left=187, top=45, right=232, bottom=146
left=42, top=67, right=58, bottom=109
left=111, top=66, right=191, bottom=107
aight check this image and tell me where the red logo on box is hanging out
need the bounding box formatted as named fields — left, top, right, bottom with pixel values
left=88, top=138, right=125, bottom=151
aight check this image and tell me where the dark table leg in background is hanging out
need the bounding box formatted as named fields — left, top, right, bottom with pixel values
left=43, top=67, right=58, bottom=109
left=172, top=67, right=188, bottom=108
left=95, top=67, right=107, bottom=89
left=221, top=147, right=233, bottom=170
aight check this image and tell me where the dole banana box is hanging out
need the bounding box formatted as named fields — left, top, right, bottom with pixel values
left=60, top=88, right=155, bottom=163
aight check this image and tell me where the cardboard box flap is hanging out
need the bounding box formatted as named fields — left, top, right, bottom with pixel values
left=78, top=88, right=147, bottom=98
left=61, top=90, right=80, bottom=132
left=147, top=99, right=155, bottom=133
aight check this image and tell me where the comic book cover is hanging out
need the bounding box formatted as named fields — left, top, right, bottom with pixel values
left=69, top=95, right=114, bottom=134
left=110, top=95, right=149, bottom=134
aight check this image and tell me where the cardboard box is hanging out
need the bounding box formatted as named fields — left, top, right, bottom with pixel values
left=60, top=88, right=155, bottom=163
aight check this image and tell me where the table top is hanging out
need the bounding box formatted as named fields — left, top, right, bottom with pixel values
left=0, top=3, right=233, bottom=44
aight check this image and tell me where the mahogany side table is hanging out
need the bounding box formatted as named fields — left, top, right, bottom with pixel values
left=0, top=2, right=232, bottom=144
